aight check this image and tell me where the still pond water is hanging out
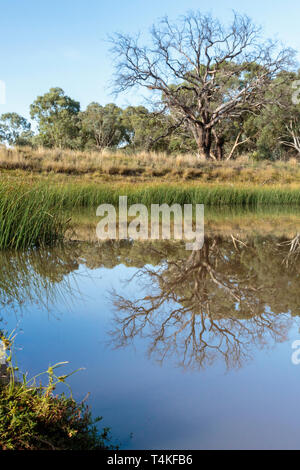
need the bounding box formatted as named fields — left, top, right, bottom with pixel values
left=2, top=209, right=300, bottom=449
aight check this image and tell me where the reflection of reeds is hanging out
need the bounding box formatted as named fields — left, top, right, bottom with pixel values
left=0, top=247, right=79, bottom=313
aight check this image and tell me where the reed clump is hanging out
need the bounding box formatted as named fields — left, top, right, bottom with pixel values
left=41, top=182, right=300, bottom=208
left=0, top=180, right=69, bottom=249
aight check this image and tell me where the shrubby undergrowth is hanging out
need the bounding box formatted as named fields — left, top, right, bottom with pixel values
left=0, top=332, right=115, bottom=450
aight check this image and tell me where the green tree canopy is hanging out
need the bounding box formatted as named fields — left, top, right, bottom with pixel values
left=30, top=87, right=80, bottom=149
left=80, top=102, right=126, bottom=150
left=0, top=113, right=32, bottom=146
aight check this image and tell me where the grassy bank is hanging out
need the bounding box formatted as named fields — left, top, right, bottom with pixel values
left=2, top=146, right=300, bottom=184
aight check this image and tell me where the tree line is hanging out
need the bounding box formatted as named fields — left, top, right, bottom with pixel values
left=1, top=10, right=300, bottom=161
left=0, top=89, right=193, bottom=153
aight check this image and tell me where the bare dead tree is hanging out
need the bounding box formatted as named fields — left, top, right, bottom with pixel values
left=110, top=11, right=295, bottom=158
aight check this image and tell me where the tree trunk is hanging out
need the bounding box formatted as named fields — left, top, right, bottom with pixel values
left=212, top=129, right=225, bottom=160
left=215, top=136, right=225, bottom=160
left=192, top=124, right=212, bottom=159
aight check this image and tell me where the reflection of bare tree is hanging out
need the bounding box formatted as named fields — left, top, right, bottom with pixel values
left=278, top=233, right=300, bottom=267
left=0, top=237, right=298, bottom=370
left=111, top=238, right=292, bottom=370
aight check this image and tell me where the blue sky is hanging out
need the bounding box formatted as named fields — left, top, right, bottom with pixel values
left=1, top=0, right=299, bottom=120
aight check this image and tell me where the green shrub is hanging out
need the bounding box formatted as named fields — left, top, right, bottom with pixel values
left=0, top=332, right=115, bottom=450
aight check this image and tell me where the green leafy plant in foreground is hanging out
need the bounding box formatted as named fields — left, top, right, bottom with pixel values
left=0, top=331, right=116, bottom=450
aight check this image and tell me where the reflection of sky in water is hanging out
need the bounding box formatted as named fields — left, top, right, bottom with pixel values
left=2, top=253, right=300, bottom=449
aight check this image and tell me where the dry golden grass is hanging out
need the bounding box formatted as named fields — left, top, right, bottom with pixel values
left=1, top=145, right=300, bottom=184
left=0, top=146, right=201, bottom=174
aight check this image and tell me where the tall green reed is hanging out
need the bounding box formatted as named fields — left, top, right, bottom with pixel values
left=0, top=181, right=69, bottom=249
left=2, top=179, right=300, bottom=249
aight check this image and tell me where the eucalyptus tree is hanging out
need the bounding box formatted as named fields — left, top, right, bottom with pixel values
left=80, top=102, right=127, bottom=150
left=238, top=70, right=300, bottom=160
left=122, top=105, right=176, bottom=151
left=30, top=87, right=80, bottom=149
left=0, top=112, right=32, bottom=146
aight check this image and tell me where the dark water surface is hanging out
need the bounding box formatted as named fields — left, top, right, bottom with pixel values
left=2, top=216, right=300, bottom=449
